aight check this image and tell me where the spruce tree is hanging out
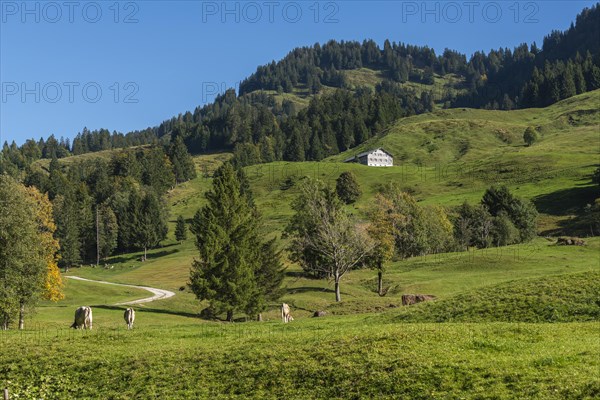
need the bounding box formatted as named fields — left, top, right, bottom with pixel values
left=124, top=190, right=168, bottom=260
left=169, top=135, right=197, bottom=183
left=98, top=204, right=118, bottom=261
left=136, top=192, right=168, bottom=260
left=53, top=192, right=82, bottom=271
left=189, top=163, right=282, bottom=321
left=247, top=239, right=285, bottom=319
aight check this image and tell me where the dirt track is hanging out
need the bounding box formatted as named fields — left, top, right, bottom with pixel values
left=66, top=276, right=176, bottom=305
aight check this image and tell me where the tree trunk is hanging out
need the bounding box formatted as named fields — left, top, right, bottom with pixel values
left=144, top=247, right=147, bottom=261
left=335, top=277, right=341, bottom=302
left=18, top=302, right=25, bottom=330
left=378, top=270, right=383, bottom=296
left=257, top=313, right=263, bottom=322
left=226, top=310, right=234, bottom=322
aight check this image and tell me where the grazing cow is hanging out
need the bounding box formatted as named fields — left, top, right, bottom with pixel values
left=70, top=306, right=93, bottom=330
left=281, top=303, right=293, bottom=323
left=124, top=308, right=135, bottom=330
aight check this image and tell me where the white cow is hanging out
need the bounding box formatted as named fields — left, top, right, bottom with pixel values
left=124, top=308, right=135, bottom=330
left=71, top=306, right=93, bottom=330
left=281, top=303, right=293, bottom=323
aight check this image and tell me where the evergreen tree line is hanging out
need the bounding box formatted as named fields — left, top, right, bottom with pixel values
left=238, top=39, right=445, bottom=95
left=454, top=5, right=600, bottom=109
left=2, top=5, right=598, bottom=170
left=14, top=137, right=196, bottom=269
left=239, top=4, right=600, bottom=111
left=0, top=127, right=164, bottom=170
left=231, top=83, right=434, bottom=166
left=70, top=127, right=162, bottom=156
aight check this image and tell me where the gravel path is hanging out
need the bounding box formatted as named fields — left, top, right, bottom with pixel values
left=66, top=276, right=176, bottom=305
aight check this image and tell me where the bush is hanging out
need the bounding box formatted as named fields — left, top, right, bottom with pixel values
left=523, top=126, right=539, bottom=146
left=336, top=172, right=361, bottom=204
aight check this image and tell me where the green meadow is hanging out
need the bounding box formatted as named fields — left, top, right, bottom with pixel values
left=2, top=91, right=599, bottom=399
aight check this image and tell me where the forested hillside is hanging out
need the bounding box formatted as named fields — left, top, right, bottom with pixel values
left=1, top=4, right=598, bottom=171
left=17, top=136, right=197, bottom=271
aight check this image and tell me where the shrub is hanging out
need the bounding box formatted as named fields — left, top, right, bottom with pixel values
left=523, top=126, right=539, bottom=146
left=336, top=172, right=361, bottom=204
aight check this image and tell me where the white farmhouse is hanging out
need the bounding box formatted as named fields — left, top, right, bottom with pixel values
left=344, top=148, right=393, bottom=167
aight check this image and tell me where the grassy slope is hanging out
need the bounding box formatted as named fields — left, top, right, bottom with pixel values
left=51, top=90, right=600, bottom=316
left=1, top=319, right=598, bottom=399
left=389, top=270, right=600, bottom=323
left=4, top=91, right=600, bottom=399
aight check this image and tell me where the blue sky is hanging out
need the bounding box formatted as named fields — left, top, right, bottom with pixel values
left=1, top=0, right=597, bottom=145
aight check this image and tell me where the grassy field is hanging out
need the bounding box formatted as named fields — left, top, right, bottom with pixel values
left=2, top=314, right=598, bottom=399
left=3, top=91, right=599, bottom=399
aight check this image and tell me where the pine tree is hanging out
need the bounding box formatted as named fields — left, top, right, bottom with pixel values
left=98, top=204, right=118, bottom=261
left=175, top=215, right=187, bottom=243
left=169, top=135, right=197, bottom=183
left=189, top=163, right=282, bottom=321
left=247, top=238, right=285, bottom=319
left=134, top=192, right=168, bottom=261
left=285, top=129, right=305, bottom=161
left=141, top=147, right=176, bottom=194
left=53, top=192, right=82, bottom=271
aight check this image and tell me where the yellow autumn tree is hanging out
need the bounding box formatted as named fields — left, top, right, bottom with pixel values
left=24, top=186, right=64, bottom=302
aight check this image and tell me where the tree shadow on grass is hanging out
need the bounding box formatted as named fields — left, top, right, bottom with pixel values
left=92, top=305, right=198, bottom=319
left=533, top=185, right=598, bottom=216
left=286, top=286, right=336, bottom=295
left=108, top=248, right=180, bottom=264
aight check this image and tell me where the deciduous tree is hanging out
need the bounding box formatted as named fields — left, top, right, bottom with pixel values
left=336, top=171, right=361, bottom=204
left=0, top=176, right=57, bottom=330
left=367, top=194, right=397, bottom=296
left=287, top=179, right=374, bottom=302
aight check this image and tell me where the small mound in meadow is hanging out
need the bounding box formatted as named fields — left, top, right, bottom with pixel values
left=393, top=271, right=600, bottom=323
